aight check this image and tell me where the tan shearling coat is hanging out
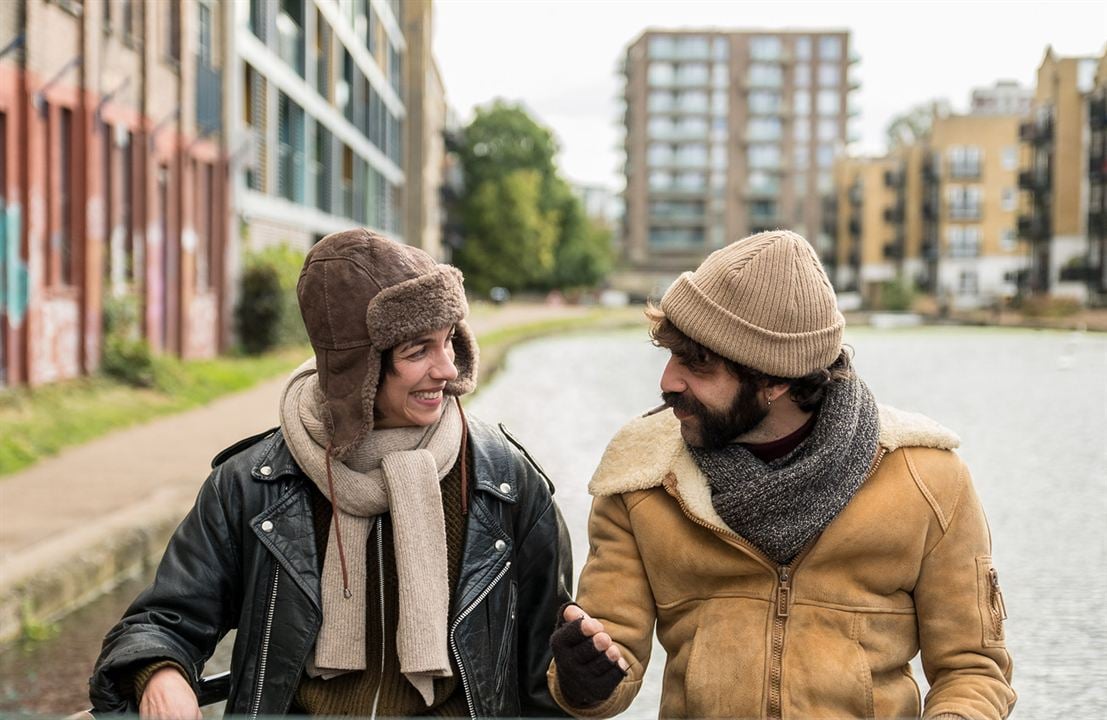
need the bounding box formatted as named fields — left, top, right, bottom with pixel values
left=549, top=405, right=1015, bottom=719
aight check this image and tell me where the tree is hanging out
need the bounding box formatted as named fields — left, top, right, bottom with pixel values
left=453, top=101, right=613, bottom=293
left=885, top=99, right=951, bottom=150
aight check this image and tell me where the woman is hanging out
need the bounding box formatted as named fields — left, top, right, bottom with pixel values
left=89, top=230, right=572, bottom=717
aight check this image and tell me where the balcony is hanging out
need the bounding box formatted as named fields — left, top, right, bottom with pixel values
left=848, top=217, right=861, bottom=236
left=948, top=204, right=982, bottom=221
left=1091, top=94, right=1107, bottom=130
left=922, top=197, right=937, bottom=220
left=948, top=163, right=981, bottom=180
left=921, top=241, right=939, bottom=260
left=1019, top=114, right=1053, bottom=145
left=1018, top=168, right=1050, bottom=192
left=882, top=241, right=904, bottom=260
left=1017, top=214, right=1049, bottom=240
left=883, top=169, right=904, bottom=188
left=883, top=205, right=904, bottom=224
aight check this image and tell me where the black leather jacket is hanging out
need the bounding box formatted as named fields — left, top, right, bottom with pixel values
left=89, top=415, right=573, bottom=717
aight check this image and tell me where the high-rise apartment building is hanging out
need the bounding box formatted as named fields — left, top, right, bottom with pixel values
left=1018, top=47, right=1101, bottom=300
left=617, top=29, right=858, bottom=297
left=1, top=0, right=230, bottom=387
left=227, top=0, right=414, bottom=261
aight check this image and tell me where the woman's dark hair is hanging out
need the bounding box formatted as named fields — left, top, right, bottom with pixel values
left=645, top=303, right=853, bottom=412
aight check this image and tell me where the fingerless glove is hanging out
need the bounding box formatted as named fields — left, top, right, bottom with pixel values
left=550, top=607, right=626, bottom=708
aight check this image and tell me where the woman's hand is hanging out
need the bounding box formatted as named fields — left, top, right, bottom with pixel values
left=139, top=667, right=201, bottom=720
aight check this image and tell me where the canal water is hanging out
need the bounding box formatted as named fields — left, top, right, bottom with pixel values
left=1, top=326, right=1104, bottom=717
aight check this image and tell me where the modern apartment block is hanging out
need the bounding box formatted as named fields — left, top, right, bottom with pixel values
left=1018, top=47, right=1102, bottom=301
left=971, top=80, right=1033, bottom=117
left=617, top=29, right=859, bottom=297
left=227, top=0, right=432, bottom=260
left=1, top=0, right=230, bottom=387
left=831, top=108, right=1024, bottom=309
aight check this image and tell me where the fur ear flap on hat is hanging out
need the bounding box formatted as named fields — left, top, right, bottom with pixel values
left=446, top=320, right=479, bottom=397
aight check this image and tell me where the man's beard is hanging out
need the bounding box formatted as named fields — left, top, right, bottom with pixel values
left=663, top=381, right=768, bottom=450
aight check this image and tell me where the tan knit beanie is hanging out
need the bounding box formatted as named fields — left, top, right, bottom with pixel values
left=659, top=230, right=844, bottom=378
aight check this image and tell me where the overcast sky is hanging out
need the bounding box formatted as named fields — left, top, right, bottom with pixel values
left=432, top=0, right=1106, bottom=190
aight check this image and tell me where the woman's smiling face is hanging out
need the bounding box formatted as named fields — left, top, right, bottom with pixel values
left=374, top=326, right=459, bottom=428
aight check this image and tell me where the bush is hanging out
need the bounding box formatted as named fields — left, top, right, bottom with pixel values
left=1017, top=294, right=1081, bottom=318
left=236, top=262, right=284, bottom=355
left=101, top=294, right=157, bottom=387
left=876, top=278, right=916, bottom=312
left=235, top=244, right=308, bottom=354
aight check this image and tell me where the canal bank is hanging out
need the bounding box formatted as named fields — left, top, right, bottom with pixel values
left=0, top=303, right=641, bottom=653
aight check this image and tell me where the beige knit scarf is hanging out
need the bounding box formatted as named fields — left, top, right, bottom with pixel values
left=279, top=359, right=462, bottom=705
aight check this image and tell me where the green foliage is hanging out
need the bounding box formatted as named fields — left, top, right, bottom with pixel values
left=454, top=101, right=613, bottom=293
left=101, top=294, right=157, bottom=387
left=876, top=277, right=916, bottom=312
left=236, top=243, right=307, bottom=354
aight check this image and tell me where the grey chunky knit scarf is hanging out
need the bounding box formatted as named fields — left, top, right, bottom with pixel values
left=690, top=376, right=880, bottom=565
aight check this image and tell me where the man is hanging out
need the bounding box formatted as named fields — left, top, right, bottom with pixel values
left=548, top=230, right=1014, bottom=719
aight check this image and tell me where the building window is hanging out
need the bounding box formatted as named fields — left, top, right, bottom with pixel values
left=711, top=90, right=727, bottom=116
left=675, top=171, right=706, bottom=191
left=817, top=65, right=839, bottom=87
left=713, top=37, right=728, bottom=60
left=712, top=62, right=728, bottom=88
left=198, top=1, right=214, bottom=66
left=748, top=170, right=779, bottom=195
left=795, top=37, right=812, bottom=60
left=58, top=107, right=73, bottom=286
left=947, top=225, right=981, bottom=257
left=817, top=144, right=835, bottom=168
left=794, top=64, right=811, bottom=88
left=1001, top=228, right=1018, bottom=251
left=818, top=118, right=838, bottom=141
left=678, top=91, right=708, bottom=113
left=750, top=36, right=783, bottom=61
left=793, top=90, right=811, bottom=115
left=958, top=270, right=978, bottom=295
left=748, top=63, right=783, bottom=87
left=748, top=91, right=781, bottom=114
left=676, top=63, right=709, bottom=85
left=277, top=0, right=306, bottom=78
left=649, top=35, right=675, bottom=60
left=122, top=0, right=137, bottom=45
left=166, top=0, right=181, bottom=65
left=314, top=124, right=332, bottom=212
left=649, top=62, right=675, bottom=86
left=748, top=144, right=782, bottom=170
left=648, top=91, right=675, bottom=113
left=648, top=143, right=674, bottom=166
left=278, top=92, right=306, bottom=203
left=793, top=144, right=809, bottom=170
left=249, top=0, right=268, bottom=42
left=794, top=118, right=810, bottom=142
left=947, top=146, right=982, bottom=179
left=818, top=36, right=842, bottom=60
left=649, top=171, right=673, bottom=190
left=1002, top=145, right=1018, bottom=171
left=747, top=117, right=782, bottom=141
left=947, top=185, right=982, bottom=220
left=1001, top=187, right=1016, bottom=212
left=817, top=90, right=840, bottom=115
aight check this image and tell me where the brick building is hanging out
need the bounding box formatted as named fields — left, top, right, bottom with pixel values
left=0, top=0, right=230, bottom=387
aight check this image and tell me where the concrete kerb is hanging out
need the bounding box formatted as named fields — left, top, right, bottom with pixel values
left=0, top=487, right=195, bottom=646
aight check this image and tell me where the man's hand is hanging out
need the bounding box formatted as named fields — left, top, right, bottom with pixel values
left=550, top=604, right=629, bottom=708
left=139, top=667, right=201, bottom=720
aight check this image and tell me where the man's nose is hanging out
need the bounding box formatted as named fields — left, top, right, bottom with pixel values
left=659, top=355, right=686, bottom=394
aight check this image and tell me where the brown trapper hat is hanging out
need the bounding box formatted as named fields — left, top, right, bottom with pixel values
left=660, top=229, right=844, bottom=378
left=297, top=229, right=478, bottom=458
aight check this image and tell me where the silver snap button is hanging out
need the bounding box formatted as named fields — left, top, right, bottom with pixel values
left=261, top=520, right=274, bottom=532
left=499, top=483, right=511, bottom=494
left=260, top=466, right=272, bottom=476
left=494, top=539, right=507, bottom=552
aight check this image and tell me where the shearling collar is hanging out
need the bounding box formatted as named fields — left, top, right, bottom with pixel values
left=588, top=404, right=960, bottom=530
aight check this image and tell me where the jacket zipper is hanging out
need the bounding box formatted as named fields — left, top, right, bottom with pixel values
left=449, top=560, right=513, bottom=719
left=988, top=567, right=1008, bottom=635
left=249, top=566, right=280, bottom=719
left=370, top=517, right=386, bottom=720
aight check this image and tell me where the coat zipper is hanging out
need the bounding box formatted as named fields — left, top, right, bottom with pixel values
left=449, top=560, right=513, bottom=719
left=249, top=566, right=280, bottom=719
left=988, top=567, right=1008, bottom=636
left=370, top=517, right=386, bottom=720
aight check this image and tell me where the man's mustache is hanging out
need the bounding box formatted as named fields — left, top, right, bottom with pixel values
left=662, top=391, right=705, bottom=416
